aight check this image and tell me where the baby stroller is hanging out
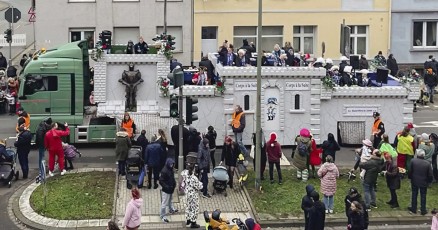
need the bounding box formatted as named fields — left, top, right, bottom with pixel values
left=237, top=153, right=248, bottom=187
left=212, top=165, right=229, bottom=197
left=0, top=138, right=19, bottom=188
left=125, top=146, right=144, bottom=189
left=204, top=210, right=248, bottom=230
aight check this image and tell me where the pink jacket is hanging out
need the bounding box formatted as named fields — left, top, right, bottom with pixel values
left=123, top=198, right=143, bottom=228
left=432, top=216, right=438, bottom=230
left=317, top=162, right=339, bottom=196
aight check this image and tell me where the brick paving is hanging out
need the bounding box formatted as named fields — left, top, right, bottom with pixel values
left=115, top=173, right=253, bottom=229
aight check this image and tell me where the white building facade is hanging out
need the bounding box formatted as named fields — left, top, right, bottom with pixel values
left=35, top=0, right=193, bottom=64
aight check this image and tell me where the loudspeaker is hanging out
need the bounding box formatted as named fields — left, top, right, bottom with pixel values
left=350, top=55, right=360, bottom=70
left=101, top=30, right=112, bottom=49
left=376, top=67, right=389, bottom=84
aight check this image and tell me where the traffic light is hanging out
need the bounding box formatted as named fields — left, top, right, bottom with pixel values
left=169, top=94, right=179, bottom=118
left=167, top=35, right=175, bottom=50
left=167, top=67, right=184, bottom=89
left=185, top=97, right=198, bottom=125
left=4, top=29, right=12, bottom=43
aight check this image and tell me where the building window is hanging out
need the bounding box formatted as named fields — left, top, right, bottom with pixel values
left=349, top=25, right=368, bottom=55
left=69, top=29, right=95, bottom=49
left=113, top=27, right=139, bottom=45
left=244, top=95, right=250, bottom=110
left=156, top=26, right=183, bottom=52
left=293, top=26, right=316, bottom=55
left=202, top=27, right=217, bottom=39
left=233, top=26, right=283, bottom=52
left=413, top=21, right=437, bottom=48
left=294, top=94, right=300, bottom=110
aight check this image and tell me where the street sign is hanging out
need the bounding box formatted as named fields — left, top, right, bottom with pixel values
left=28, top=14, right=35, bottom=22
left=5, top=8, right=21, bottom=23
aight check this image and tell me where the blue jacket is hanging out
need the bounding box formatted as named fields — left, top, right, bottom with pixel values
left=145, top=141, right=163, bottom=167
left=159, top=158, right=176, bottom=194
left=14, top=130, right=32, bottom=155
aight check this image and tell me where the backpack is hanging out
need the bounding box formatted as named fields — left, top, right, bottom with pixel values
left=297, top=141, right=309, bottom=157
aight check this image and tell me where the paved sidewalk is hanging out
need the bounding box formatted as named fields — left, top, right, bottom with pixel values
left=115, top=174, right=253, bottom=229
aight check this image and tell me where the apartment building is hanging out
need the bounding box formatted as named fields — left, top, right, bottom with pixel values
left=35, top=0, right=193, bottom=64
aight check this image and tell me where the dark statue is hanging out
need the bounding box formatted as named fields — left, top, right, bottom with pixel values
left=119, top=63, right=143, bottom=111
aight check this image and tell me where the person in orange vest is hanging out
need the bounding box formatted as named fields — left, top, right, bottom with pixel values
left=121, top=112, right=136, bottom=139
left=371, top=112, right=385, bottom=149
left=231, top=105, right=249, bottom=156
left=16, top=108, right=31, bottom=132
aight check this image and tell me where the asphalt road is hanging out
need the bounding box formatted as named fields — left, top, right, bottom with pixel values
left=0, top=99, right=436, bottom=229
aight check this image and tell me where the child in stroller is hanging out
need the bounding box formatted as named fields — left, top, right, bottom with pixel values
left=212, top=164, right=229, bottom=196
left=62, top=142, right=82, bottom=170
left=0, top=138, right=19, bottom=187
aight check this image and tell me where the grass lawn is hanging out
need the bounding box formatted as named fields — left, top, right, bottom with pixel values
left=30, top=171, right=115, bottom=220
left=245, top=168, right=438, bottom=218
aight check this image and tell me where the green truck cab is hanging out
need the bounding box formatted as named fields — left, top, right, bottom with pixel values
left=18, top=40, right=116, bottom=143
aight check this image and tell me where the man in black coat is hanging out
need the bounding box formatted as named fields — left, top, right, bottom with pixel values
left=308, top=191, right=326, bottom=230
left=35, top=117, right=52, bottom=181
left=136, top=130, right=149, bottom=160
left=424, top=55, right=437, bottom=74
left=159, top=158, right=178, bottom=222
left=199, top=56, right=216, bottom=84
left=239, top=39, right=255, bottom=64
left=301, top=184, right=315, bottom=230
left=408, top=149, right=433, bottom=215
left=171, top=125, right=190, bottom=169
left=14, top=127, right=32, bottom=179
left=344, top=187, right=369, bottom=229
left=134, top=36, right=149, bottom=54
left=0, top=52, right=7, bottom=69
left=424, top=70, right=437, bottom=103
left=386, top=54, right=399, bottom=77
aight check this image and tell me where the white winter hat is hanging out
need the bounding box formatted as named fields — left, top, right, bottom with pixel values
left=421, top=133, right=430, bottom=143
left=315, top=57, right=325, bottom=64
left=344, top=65, right=353, bottom=73
left=325, top=58, right=333, bottom=64
left=360, top=69, right=369, bottom=74
left=340, top=56, right=349, bottom=61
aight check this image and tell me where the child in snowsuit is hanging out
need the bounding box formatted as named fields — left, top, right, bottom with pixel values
left=62, top=142, right=82, bottom=170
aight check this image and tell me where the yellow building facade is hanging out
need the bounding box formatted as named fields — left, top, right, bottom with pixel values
left=194, top=0, right=390, bottom=63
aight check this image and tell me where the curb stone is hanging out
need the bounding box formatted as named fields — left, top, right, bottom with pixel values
left=11, top=168, right=115, bottom=230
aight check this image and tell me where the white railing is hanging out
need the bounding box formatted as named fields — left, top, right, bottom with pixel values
left=0, top=34, right=26, bottom=46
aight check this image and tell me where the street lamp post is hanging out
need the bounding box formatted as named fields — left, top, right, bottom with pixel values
left=255, top=0, right=262, bottom=191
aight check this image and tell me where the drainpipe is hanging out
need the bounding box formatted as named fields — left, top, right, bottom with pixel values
left=388, top=0, right=392, bottom=54
left=190, top=0, right=194, bottom=66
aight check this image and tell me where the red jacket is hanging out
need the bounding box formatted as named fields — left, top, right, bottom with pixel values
left=266, top=141, right=282, bottom=163
left=44, top=127, right=70, bottom=151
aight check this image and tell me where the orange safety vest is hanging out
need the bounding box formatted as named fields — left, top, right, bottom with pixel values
left=231, top=112, right=243, bottom=129
left=122, top=119, right=134, bottom=138
left=16, top=114, right=31, bottom=132
left=372, top=119, right=382, bottom=134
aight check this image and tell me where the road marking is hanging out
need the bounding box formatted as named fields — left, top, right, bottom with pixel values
left=414, top=121, right=438, bottom=128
